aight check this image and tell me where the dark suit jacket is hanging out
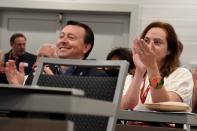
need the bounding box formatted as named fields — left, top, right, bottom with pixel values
left=25, top=66, right=106, bottom=85
left=0, top=73, right=8, bottom=84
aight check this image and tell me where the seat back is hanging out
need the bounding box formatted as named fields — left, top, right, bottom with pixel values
left=32, top=58, right=129, bottom=131
left=37, top=75, right=117, bottom=101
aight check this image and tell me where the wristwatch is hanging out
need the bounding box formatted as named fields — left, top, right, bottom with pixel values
left=149, top=77, right=164, bottom=89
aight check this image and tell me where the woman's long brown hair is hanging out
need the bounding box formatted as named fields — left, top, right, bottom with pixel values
left=140, top=21, right=181, bottom=77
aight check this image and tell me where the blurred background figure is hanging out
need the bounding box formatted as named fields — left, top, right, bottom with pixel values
left=4, top=33, right=36, bottom=75
left=106, top=47, right=135, bottom=75
left=5, top=43, right=57, bottom=85
left=106, top=47, right=135, bottom=96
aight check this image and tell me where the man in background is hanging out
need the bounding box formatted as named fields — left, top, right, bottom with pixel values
left=4, top=33, right=36, bottom=75
left=5, top=43, right=57, bottom=85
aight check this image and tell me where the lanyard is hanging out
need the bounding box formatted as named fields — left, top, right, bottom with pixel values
left=140, top=79, right=150, bottom=104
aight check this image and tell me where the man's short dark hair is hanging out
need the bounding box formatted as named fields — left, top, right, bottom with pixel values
left=107, top=47, right=135, bottom=72
left=66, top=20, right=94, bottom=59
left=10, top=33, right=26, bottom=45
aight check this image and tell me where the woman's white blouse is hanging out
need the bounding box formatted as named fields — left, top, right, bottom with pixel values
left=123, top=67, right=194, bottom=106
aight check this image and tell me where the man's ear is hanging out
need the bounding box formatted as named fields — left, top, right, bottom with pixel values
left=83, top=44, right=91, bottom=54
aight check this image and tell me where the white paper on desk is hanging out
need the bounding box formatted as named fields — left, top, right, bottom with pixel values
left=144, top=102, right=191, bottom=112
left=133, top=103, right=196, bottom=116
left=133, top=104, right=153, bottom=111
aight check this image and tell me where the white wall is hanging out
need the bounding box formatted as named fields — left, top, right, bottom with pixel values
left=1, top=0, right=197, bottom=67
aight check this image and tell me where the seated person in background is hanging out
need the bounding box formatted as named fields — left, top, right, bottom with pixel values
left=5, top=43, right=57, bottom=85
left=106, top=47, right=135, bottom=95
left=106, top=47, right=135, bottom=75
left=120, top=21, right=193, bottom=111
left=4, top=33, right=36, bottom=75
